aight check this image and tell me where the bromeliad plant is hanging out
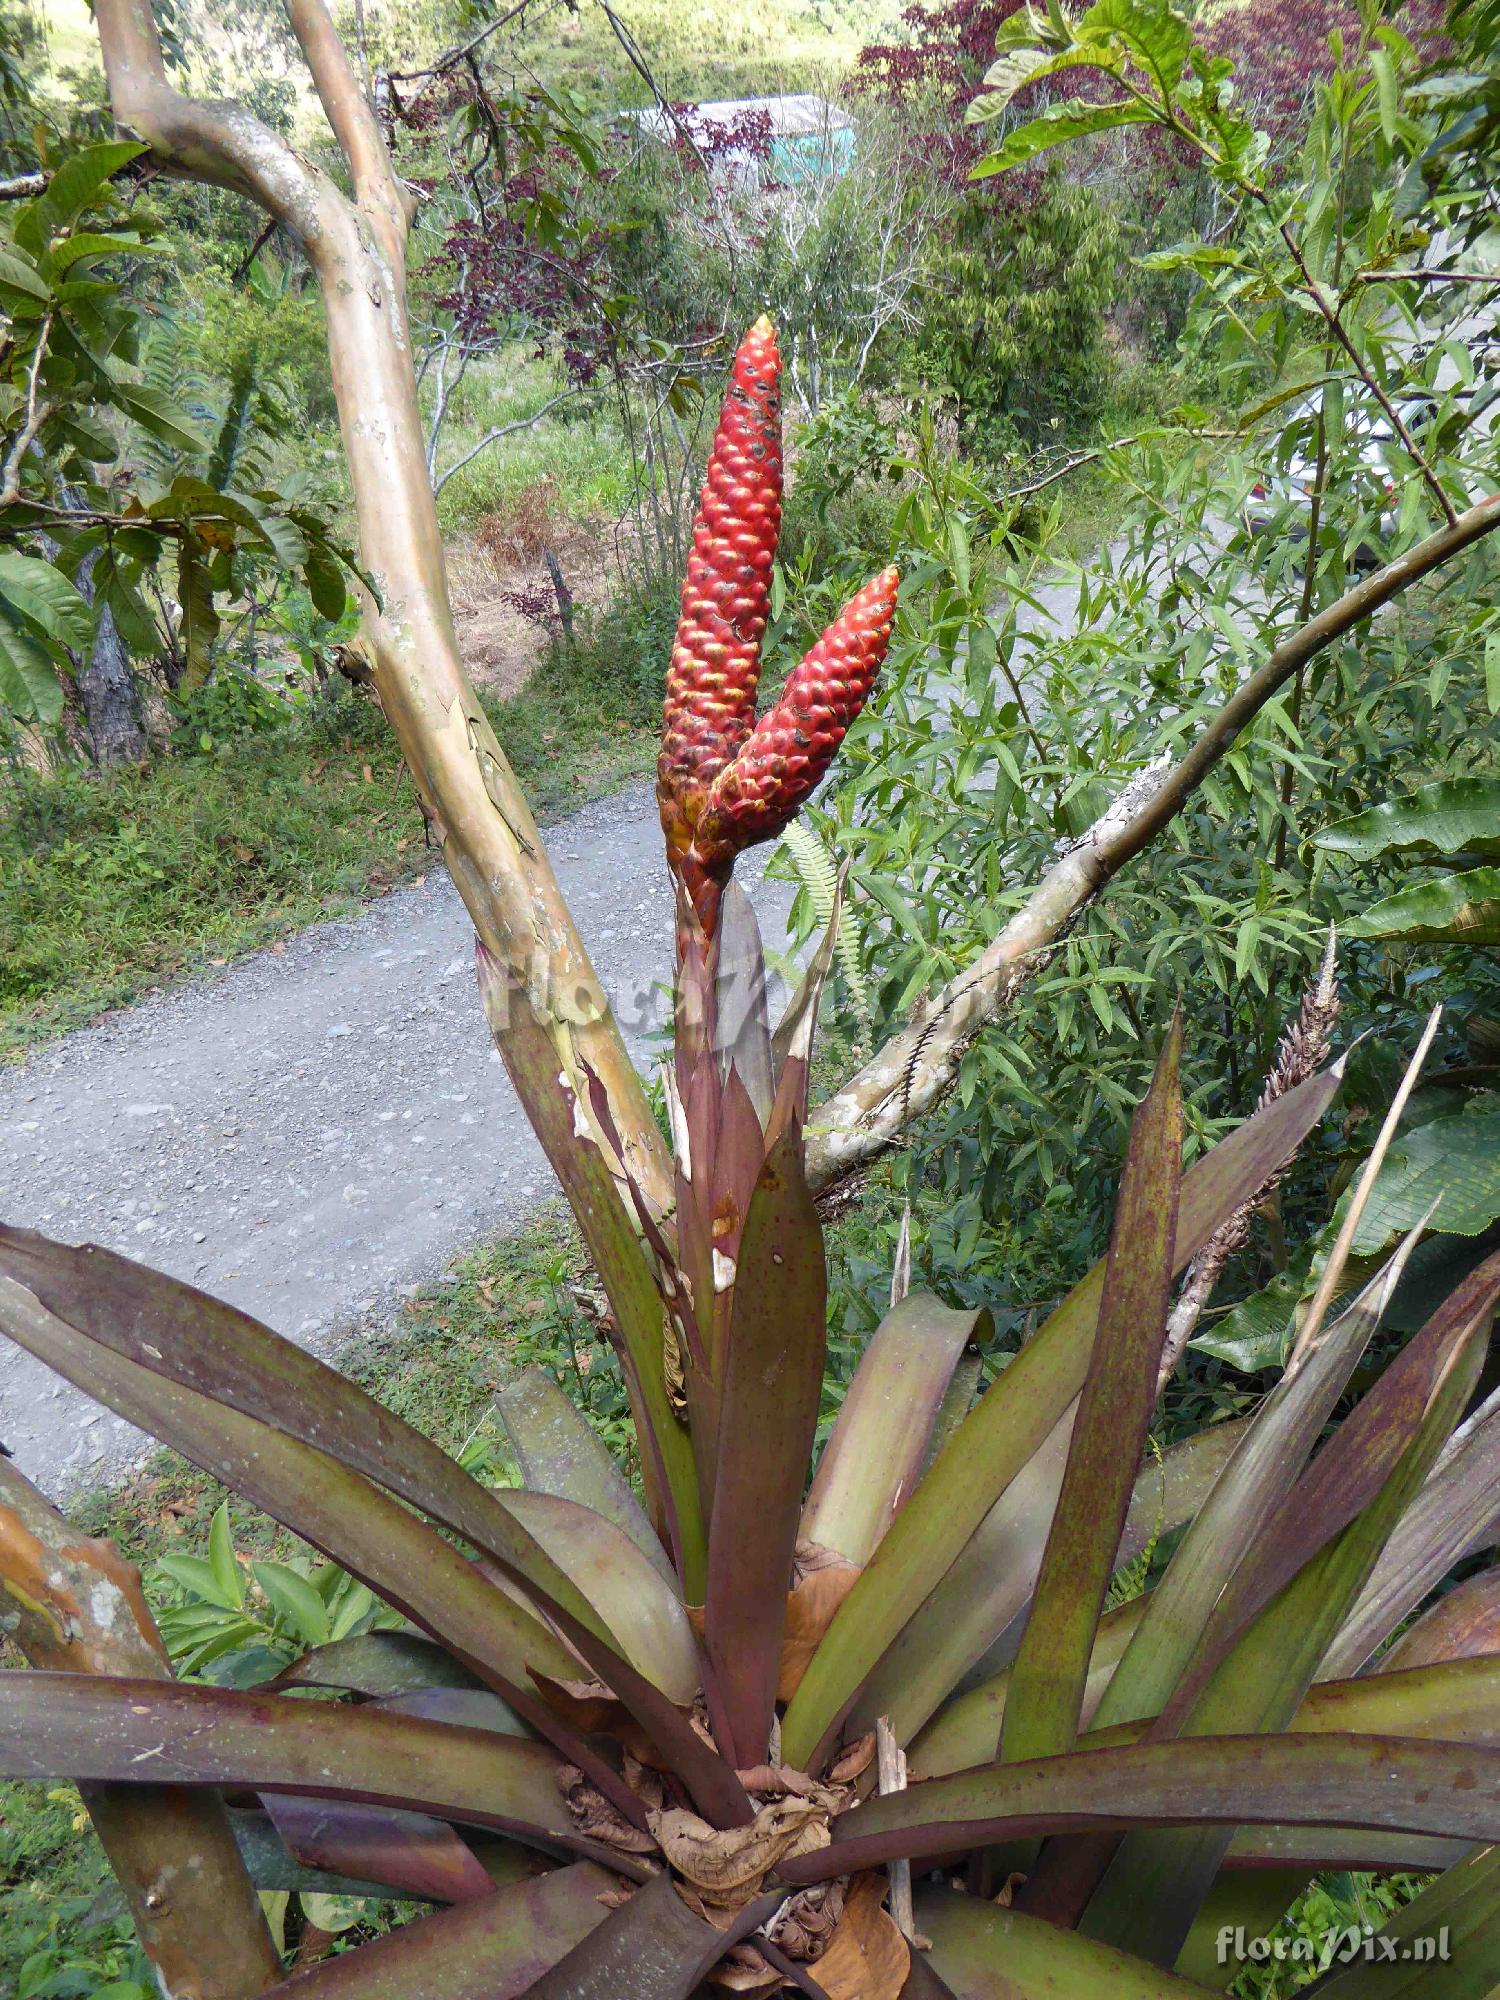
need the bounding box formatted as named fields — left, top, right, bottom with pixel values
left=6, top=326, right=1500, bottom=2000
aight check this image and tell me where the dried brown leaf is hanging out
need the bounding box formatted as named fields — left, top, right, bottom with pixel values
left=827, top=1732, right=878, bottom=1785
left=650, top=1796, right=830, bottom=1910
left=808, top=1872, right=910, bottom=2000
left=777, top=1543, right=862, bottom=1703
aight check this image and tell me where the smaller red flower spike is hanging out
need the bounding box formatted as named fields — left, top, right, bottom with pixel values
left=680, top=564, right=899, bottom=932
left=658, top=316, right=782, bottom=879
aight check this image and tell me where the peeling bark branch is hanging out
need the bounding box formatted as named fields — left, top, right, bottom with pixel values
left=91, top=0, right=675, bottom=1244
left=805, top=487, right=1500, bottom=1189
left=0, top=1461, right=280, bottom=2000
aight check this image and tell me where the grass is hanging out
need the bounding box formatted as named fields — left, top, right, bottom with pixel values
left=429, top=351, right=635, bottom=538
left=0, top=670, right=654, bottom=1059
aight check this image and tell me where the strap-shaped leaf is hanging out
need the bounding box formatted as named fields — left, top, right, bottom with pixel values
left=866, top=1419, right=1245, bottom=1754
left=0, top=1274, right=724, bottom=1827
left=0, top=1228, right=690, bottom=1682
left=273, top=1633, right=486, bottom=1698
left=801, top=1292, right=991, bottom=1566
left=495, top=1367, right=674, bottom=1582
left=1310, top=1842, right=1500, bottom=1999
left=1090, top=1239, right=1419, bottom=1739
left=1326, top=1385, right=1500, bottom=1678
left=525, top=1871, right=783, bottom=2000
left=0, top=1674, right=577, bottom=1844
left=1001, top=1017, right=1182, bottom=1765
left=781, top=1061, right=1345, bottom=1772
left=263, top=1796, right=496, bottom=1905
left=778, top=1733, right=1500, bottom=1882
left=704, top=1120, right=828, bottom=1768
left=477, top=947, right=704, bottom=1594
left=255, top=1862, right=619, bottom=1998
left=1078, top=1271, right=1490, bottom=1961
left=914, top=1886, right=1212, bottom=1998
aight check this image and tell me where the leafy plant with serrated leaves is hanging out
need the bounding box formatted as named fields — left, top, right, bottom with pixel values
left=0, top=140, right=361, bottom=723
left=6, top=325, right=1500, bottom=1999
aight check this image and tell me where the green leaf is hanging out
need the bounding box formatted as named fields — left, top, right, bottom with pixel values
left=48, top=230, right=143, bottom=273
left=254, top=1562, right=332, bottom=1647
left=157, top=1553, right=243, bottom=1613
left=495, top=1366, right=673, bottom=1582
left=1486, top=628, right=1500, bottom=717
left=176, top=530, right=221, bottom=693
left=1345, top=868, right=1500, bottom=945
left=1001, top=1016, right=1182, bottom=1765
left=1347, top=1112, right=1500, bottom=1255
left=112, top=378, right=210, bottom=454
left=303, top=544, right=349, bottom=621
left=207, top=1498, right=245, bottom=1610
left=1315, top=779, right=1500, bottom=862
left=13, top=140, right=144, bottom=254
left=0, top=245, right=49, bottom=301
left=1310, top=1841, right=1500, bottom=1999
left=0, top=550, right=92, bottom=649
left=0, top=619, right=64, bottom=724
left=780, top=1062, right=1344, bottom=1773
left=915, top=1885, right=1210, bottom=1998
left=970, top=99, right=1156, bottom=179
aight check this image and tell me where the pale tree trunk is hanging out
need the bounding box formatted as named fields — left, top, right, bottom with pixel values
left=0, top=1459, right=281, bottom=1999
left=92, top=0, right=673, bottom=1235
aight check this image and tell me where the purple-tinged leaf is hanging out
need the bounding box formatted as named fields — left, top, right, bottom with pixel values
left=273, top=1634, right=485, bottom=1699
left=263, top=1797, right=497, bottom=1904
left=778, top=1733, right=1500, bottom=1882
left=1090, top=1241, right=1421, bottom=1742
left=1324, top=1384, right=1500, bottom=1679
left=1309, top=1841, right=1500, bottom=1999
left=1379, top=1568, right=1500, bottom=1673
left=715, top=880, right=774, bottom=1124
left=0, top=1276, right=675, bottom=1830
left=495, top=1367, right=675, bottom=1583
left=781, top=1060, right=1345, bottom=1773
left=0, top=1674, right=578, bottom=1846
left=477, top=947, right=703, bottom=1592
left=1077, top=1266, right=1490, bottom=1961
left=258, top=1861, right=618, bottom=1998
left=1001, top=1017, right=1182, bottom=1765
left=0, top=1241, right=736, bottom=1821
left=523, top=1870, right=784, bottom=1999
left=864, top=1419, right=1245, bottom=1753
left=913, top=1886, right=1213, bottom=1998
left=705, top=1120, right=828, bottom=1768
left=801, top=1293, right=991, bottom=1566
left=1160, top=1249, right=1500, bottom=1735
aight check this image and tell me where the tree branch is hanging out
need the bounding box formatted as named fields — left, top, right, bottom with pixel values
left=432, top=390, right=578, bottom=494
left=286, top=0, right=409, bottom=227
left=805, top=486, right=1500, bottom=1190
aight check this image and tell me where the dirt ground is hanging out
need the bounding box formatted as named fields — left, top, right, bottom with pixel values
left=447, top=502, right=618, bottom=699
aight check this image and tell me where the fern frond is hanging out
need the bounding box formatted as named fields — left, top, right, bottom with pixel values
left=778, top=820, right=872, bottom=1025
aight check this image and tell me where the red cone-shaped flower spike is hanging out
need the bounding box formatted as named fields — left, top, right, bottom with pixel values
left=658, top=316, right=782, bottom=878
left=698, top=565, right=898, bottom=869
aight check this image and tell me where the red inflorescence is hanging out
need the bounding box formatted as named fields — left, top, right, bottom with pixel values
left=658, top=316, right=783, bottom=860
left=658, top=320, right=898, bottom=937
left=698, top=565, right=899, bottom=860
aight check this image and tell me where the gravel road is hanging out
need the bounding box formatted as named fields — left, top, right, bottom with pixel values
left=0, top=781, right=794, bottom=1499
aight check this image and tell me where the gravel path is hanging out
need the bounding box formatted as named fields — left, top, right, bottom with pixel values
left=0, top=781, right=794, bottom=1498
